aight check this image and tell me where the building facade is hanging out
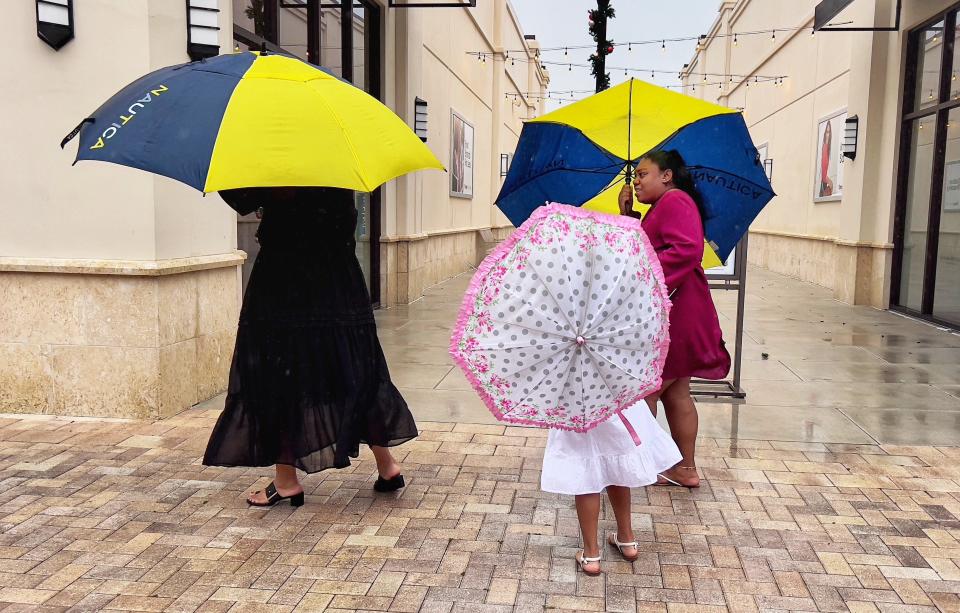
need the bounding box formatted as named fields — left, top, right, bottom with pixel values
left=0, top=0, right=546, bottom=418
left=683, top=0, right=959, bottom=330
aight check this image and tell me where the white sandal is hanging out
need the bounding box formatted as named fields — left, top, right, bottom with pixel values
left=607, top=533, right=639, bottom=561
left=575, top=550, right=602, bottom=576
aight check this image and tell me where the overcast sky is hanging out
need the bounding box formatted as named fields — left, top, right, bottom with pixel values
left=510, top=0, right=723, bottom=110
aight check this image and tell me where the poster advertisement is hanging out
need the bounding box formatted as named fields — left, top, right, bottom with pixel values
left=450, top=111, right=474, bottom=198
left=814, top=111, right=846, bottom=202
left=944, top=161, right=960, bottom=212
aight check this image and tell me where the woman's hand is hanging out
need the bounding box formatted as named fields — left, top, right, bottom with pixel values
left=618, top=183, right=635, bottom=217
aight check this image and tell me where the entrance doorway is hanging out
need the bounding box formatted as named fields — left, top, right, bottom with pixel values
left=233, top=0, right=383, bottom=305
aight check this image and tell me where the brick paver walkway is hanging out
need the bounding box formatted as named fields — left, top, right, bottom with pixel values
left=2, top=408, right=960, bottom=612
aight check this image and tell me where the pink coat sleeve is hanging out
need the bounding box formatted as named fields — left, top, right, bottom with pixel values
left=651, top=192, right=704, bottom=292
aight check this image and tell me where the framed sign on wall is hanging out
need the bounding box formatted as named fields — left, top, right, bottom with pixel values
left=450, top=111, right=474, bottom=198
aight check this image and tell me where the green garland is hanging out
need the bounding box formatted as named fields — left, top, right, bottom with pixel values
left=588, top=2, right=616, bottom=91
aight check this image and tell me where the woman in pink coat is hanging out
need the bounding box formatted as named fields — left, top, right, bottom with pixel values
left=619, top=150, right=730, bottom=488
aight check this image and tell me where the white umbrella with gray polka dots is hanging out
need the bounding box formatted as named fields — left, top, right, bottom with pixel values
left=450, top=203, right=671, bottom=437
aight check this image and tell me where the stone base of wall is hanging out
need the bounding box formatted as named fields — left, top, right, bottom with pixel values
left=380, top=226, right=514, bottom=306
left=748, top=231, right=892, bottom=307
left=0, top=253, right=243, bottom=418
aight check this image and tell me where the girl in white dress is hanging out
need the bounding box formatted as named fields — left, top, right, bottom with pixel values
left=541, top=401, right=681, bottom=575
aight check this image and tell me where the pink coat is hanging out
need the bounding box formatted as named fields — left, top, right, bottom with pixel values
left=641, top=190, right=730, bottom=381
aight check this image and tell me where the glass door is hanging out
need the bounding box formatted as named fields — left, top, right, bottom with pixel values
left=893, top=8, right=960, bottom=328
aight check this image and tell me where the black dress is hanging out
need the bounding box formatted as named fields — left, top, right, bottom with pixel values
left=203, top=188, right=417, bottom=474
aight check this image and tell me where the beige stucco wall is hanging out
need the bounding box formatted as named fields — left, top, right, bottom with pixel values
left=683, top=0, right=955, bottom=308
left=1, top=0, right=238, bottom=261
left=0, top=0, right=241, bottom=418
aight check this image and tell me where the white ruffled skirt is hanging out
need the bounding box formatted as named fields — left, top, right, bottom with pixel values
left=540, top=403, right=682, bottom=495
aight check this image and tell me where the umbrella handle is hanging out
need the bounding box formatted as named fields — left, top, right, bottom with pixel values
left=624, top=162, right=634, bottom=184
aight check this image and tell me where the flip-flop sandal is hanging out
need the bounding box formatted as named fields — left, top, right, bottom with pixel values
left=607, top=533, right=639, bottom=562
left=247, top=481, right=305, bottom=507
left=654, top=468, right=701, bottom=489
left=575, top=551, right=602, bottom=576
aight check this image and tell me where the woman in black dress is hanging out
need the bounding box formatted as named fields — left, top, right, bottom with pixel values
left=203, top=187, right=418, bottom=506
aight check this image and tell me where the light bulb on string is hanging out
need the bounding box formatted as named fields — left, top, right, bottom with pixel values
left=651, top=69, right=655, bottom=79
left=733, top=33, right=738, bottom=46
left=564, top=47, right=568, bottom=55
left=811, top=27, right=816, bottom=36
left=771, top=29, right=776, bottom=42
left=628, top=42, right=632, bottom=52
left=661, top=40, right=666, bottom=53
left=568, top=64, right=572, bottom=71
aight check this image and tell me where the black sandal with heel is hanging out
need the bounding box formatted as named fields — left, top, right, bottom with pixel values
left=247, top=481, right=305, bottom=507
left=373, top=474, right=405, bottom=492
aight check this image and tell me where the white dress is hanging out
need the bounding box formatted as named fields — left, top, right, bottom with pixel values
left=541, top=402, right=682, bottom=495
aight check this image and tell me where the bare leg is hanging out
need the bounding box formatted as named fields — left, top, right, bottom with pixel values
left=247, top=464, right=303, bottom=504
left=574, top=493, right=602, bottom=574
left=659, top=378, right=700, bottom=487
left=645, top=378, right=675, bottom=418
left=371, top=446, right=402, bottom=479
left=605, top=486, right=638, bottom=559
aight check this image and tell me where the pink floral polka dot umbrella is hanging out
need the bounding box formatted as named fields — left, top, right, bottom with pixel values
left=450, top=203, right=671, bottom=438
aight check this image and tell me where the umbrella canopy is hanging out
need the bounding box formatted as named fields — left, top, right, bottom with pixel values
left=61, top=51, right=443, bottom=193
left=495, top=78, right=774, bottom=264
left=450, top=203, right=670, bottom=434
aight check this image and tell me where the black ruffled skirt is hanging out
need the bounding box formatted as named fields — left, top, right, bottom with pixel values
left=203, top=243, right=417, bottom=474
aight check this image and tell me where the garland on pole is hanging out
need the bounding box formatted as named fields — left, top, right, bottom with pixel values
left=588, top=1, right=615, bottom=92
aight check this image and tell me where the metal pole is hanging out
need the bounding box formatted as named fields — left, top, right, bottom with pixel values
left=731, top=234, right=748, bottom=396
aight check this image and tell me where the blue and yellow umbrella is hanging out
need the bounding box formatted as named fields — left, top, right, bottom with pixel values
left=61, top=51, right=443, bottom=192
left=496, top=78, right=774, bottom=265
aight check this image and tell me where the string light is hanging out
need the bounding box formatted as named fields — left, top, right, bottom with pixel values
left=771, top=29, right=776, bottom=42
left=661, top=40, right=666, bottom=53
left=481, top=26, right=810, bottom=57
left=733, top=33, right=738, bottom=46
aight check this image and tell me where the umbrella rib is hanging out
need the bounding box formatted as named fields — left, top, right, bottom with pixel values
left=487, top=318, right=572, bottom=342
left=582, top=345, right=625, bottom=410
left=588, top=264, right=653, bottom=334
left=524, top=257, right=579, bottom=334
left=495, top=342, right=571, bottom=382
left=501, top=343, right=576, bottom=416
left=493, top=269, right=570, bottom=332
left=582, top=256, right=631, bottom=336
left=577, top=228, right=600, bottom=334
left=575, top=346, right=588, bottom=427
left=496, top=160, right=625, bottom=205
left=306, top=82, right=371, bottom=192
left=586, top=343, right=647, bottom=383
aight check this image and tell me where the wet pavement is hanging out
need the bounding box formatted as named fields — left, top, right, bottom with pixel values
left=1, top=267, right=959, bottom=612
left=380, top=267, right=960, bottom=447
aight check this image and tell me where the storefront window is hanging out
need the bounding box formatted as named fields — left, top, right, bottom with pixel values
left=894, top=9, right=960, bottom=328
left=914, top=21, right=945, bottom=112
left=934, top=109, right=960, bottom=323
left=899, top=116, right=935, bottom=312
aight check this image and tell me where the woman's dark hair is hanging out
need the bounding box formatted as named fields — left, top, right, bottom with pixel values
left=642, top=149, right=707, bottom=225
